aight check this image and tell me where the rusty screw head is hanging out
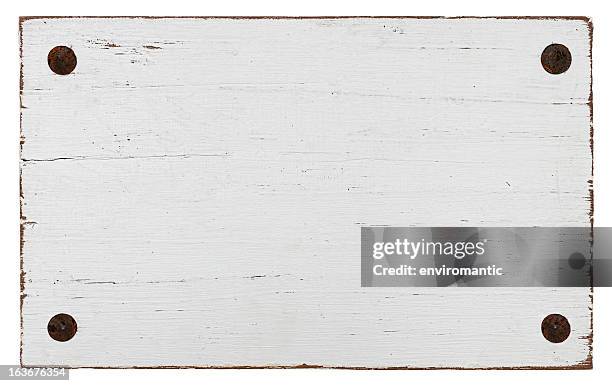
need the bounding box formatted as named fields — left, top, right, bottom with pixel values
left=541, top=314, right=570, bottom=343
left=47, top=46, right=77, bottom=75
left=47, top=313, right=77, bottom=342
left=569, top=252, right=586, bottom=269
left=541, top=44, right=572, bottom=75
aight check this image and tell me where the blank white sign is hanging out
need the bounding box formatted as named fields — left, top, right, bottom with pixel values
left=20, top=17, right=592, bottom=368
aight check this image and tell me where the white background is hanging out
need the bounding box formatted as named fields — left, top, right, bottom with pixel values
left=1, top=1, right=609, bottom=385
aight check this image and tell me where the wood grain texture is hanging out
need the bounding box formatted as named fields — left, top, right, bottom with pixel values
left=20, top=17, right=593, bottom=368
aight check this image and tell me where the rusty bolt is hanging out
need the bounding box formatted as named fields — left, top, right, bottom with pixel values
left=47, top=46, right=77, bottom=75
left=47, top=313, right=77, bottom=342
left=541, top=44, right=571, bottom=75
left=541, top=314, right=570, bottom=343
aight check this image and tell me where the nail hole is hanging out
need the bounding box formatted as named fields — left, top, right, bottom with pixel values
left=569, top=252, right=586, bottom=270
left=47, top=46, right=77, bottom=75
left=541, top=313, right=570, bottom=343
left=541, top=43, right=571, bottom=74
left=47, top=313, right=77, bottom=342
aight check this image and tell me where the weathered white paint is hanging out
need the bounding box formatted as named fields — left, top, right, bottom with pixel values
left=20, top=17, right=592, bottom=368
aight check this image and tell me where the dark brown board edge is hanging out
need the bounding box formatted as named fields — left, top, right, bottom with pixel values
left=18, top=16, right=25, bottom=369
left=19, top=363, right=593, bottom=370
left=19, top=15, right=591, bottom=22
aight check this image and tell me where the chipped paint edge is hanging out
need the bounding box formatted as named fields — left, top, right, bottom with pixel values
left=18, top=15, right=592, bottom=21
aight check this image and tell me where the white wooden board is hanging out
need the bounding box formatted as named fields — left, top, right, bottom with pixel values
left=20, top=17, right=593, bottom=368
